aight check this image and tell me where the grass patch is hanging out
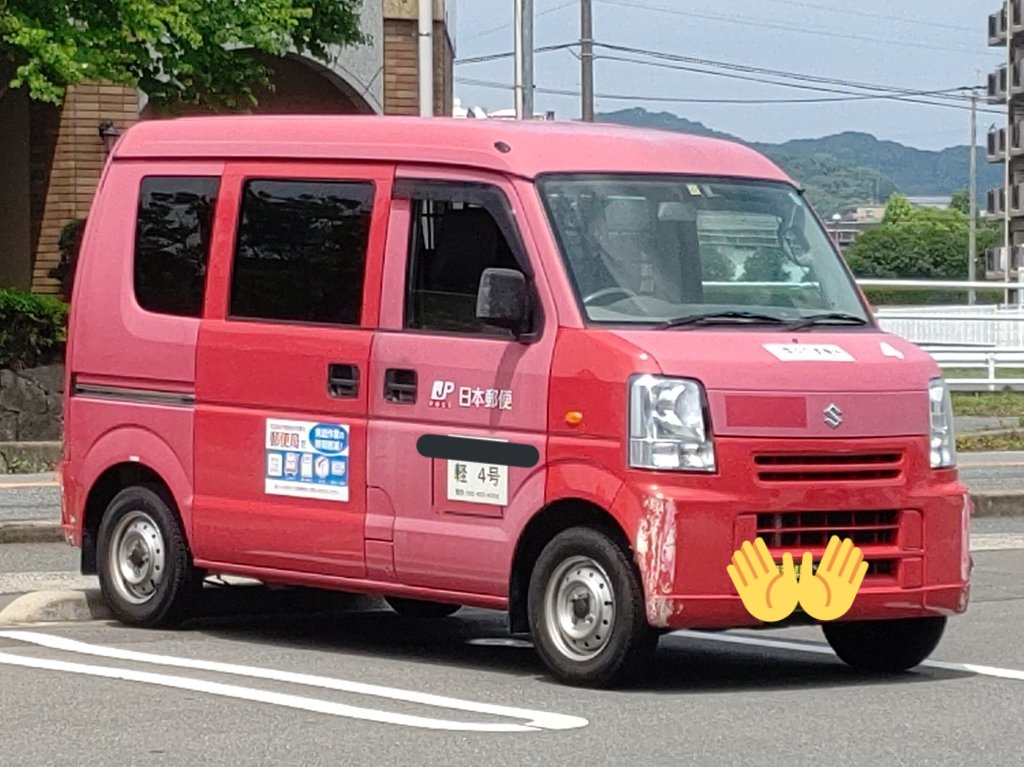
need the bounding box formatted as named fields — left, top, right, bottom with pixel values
left=952, top=391, right=1024, bottom=417
left=957, top=431, right=1024, bottom=452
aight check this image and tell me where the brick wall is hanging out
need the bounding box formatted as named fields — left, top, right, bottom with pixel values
left=383, top=17, right=454, bottom=116
left=30, top=83, right=139, bottom=295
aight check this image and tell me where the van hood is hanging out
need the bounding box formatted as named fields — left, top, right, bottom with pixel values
left=612, top=328, right=937, bottom=438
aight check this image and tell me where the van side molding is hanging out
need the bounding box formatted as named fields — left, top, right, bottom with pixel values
left=71, top=380, right=196, bottom=408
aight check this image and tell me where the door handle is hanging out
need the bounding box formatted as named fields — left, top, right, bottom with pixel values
left=328, top=363, right=359, bottom=399
left=385, top=368, right=417, bottom=404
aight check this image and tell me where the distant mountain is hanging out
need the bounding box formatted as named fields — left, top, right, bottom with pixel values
left=596, top=107, right=996, bottom=216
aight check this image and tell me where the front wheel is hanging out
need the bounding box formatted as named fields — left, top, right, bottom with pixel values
left=96, top=485, right=203, bottom=628
left=528, top=526, right=658, bottom=688
left=822, top=616, right=947, bottom=673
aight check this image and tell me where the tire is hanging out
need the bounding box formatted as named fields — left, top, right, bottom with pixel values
left=823, top=616, right=947, bottom=673
left=96, top=485, right=203, bottom=628
left=527, top=526, right=659, bottom=689
left=385, top=597, right=461, bottom=618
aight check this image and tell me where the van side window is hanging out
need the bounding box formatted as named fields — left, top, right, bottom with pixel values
left=405, top=195, right=524, bottom=336
left=134, top=176, right=220, bottom=317
left=229, top=179, right=374, bottom=326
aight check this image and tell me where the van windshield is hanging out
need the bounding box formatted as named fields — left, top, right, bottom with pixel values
left=537, top=175, right=871, bottom=328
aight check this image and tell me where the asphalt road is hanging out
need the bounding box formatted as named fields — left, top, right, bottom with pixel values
left=0, top=455, right=1021, bottom=524
left=0, top=520, right=1021, bottom=765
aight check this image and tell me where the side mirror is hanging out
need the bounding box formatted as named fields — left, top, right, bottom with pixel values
left=476, top=267, right=529, bottom=335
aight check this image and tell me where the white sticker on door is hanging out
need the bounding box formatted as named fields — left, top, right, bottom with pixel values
left=265, top=419, right=349, bottom=502
left=446, top=435, right=508, bottom=507
left=762, top=343, right=855, bottom=362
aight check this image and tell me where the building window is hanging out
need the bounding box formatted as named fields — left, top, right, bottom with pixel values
left=229, top=179, right=374, bottom=326
left=134, top=176, right=220, bottom=317
left=405, top=188, right=527, bottom=337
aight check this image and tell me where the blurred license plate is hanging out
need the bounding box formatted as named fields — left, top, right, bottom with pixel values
left=777, top=561, right=819, bottom=579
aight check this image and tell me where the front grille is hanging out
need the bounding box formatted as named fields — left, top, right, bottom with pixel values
left=865, top=559, right=895, bottom=577
left=756, top=509, right=900, bottom=549
left=754, top=452, right=903, bottom=483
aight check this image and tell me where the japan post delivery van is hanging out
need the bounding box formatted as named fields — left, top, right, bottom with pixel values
left=60, top=115, right=971, bottom=688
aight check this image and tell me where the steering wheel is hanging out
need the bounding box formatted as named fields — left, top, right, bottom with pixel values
left=583, top=286, right=638, bottom=306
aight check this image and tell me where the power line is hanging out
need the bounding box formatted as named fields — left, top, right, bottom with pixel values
left=593, top=0, right=997, bottom=59
left=454, top=75, right=995, bottom=111
left=460, top=0, right=577, bottom=44
left=595, top=42, right=979, bottom=103
left=587, top=49, right=1002, bottom=115
left=592, top=52, right=976, bottom=106
left=457, top=42, right=580, bottom=66
left=752, top=0, right=974, bottom=33
left=456, top=40, right=1000, bottom=115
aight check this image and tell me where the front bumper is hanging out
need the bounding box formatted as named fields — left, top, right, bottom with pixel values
left=612, top=436, right=972, bottom=629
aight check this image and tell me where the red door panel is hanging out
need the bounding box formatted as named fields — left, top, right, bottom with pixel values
left=192, top=162, right=393, bottom=578
left=367, top=169, right=558, bottom=597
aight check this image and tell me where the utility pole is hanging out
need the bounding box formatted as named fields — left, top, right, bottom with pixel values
left=969, top=89, right=978, bottom=305
left=418, top=0, right=434, bottom=117
left=514, top=0, right=534, bottom=119
left=514, top=0, right=523, bottom=119
left=581, top=0, right=594, bottom=121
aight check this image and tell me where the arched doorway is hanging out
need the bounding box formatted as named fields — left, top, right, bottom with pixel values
left=140, top=51, right=376, bottom=119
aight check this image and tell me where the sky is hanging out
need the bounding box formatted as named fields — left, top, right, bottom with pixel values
left=451, top=0, right=1007, bottom=150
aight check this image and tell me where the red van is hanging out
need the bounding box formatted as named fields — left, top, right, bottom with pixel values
left=60, top=115, right=971, bottom=688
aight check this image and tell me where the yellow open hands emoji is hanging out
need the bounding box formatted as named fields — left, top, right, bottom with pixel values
left=728, top=536, right=867, bottom=623
left=796, top=535, right=869, bottom=621
left=727, top=538, right=800, bottom=623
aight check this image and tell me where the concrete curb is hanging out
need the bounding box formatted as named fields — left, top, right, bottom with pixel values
left=971, top=490, right=1024, bottom=518
left=0, top=442, right=62, bottom=475
left=0, top=490, right=1022, bottom=546
left=0, top=521, right=65, bottom=544
left=0, top=588, right=111, bottom=625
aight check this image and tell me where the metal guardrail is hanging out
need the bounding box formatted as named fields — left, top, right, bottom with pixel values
left=923, top=347, right=1024, bottom=392
left=859, top=278, right=1024, bottom=391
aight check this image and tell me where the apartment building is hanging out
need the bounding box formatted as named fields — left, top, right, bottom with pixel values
left=987, top=0, right=1024, bottom=278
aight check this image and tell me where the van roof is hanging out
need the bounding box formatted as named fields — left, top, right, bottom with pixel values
left=111, top=115, right=793, bottom=184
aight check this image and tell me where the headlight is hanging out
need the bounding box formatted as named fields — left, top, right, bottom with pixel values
left=929, top=378, right=957, bottom=469
left=629, top=375, right=716, bottom=472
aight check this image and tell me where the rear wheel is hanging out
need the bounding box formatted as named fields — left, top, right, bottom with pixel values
left=528, top=526, right=658, bottom=688
left=823, top=616, right=947, bottom=673
left=96, top=485, right=203, bottom=628
left=385, top=597, right=461, bottom=618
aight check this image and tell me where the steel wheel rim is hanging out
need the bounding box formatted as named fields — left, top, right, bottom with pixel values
left=108, top=510, right=166, bottom=605
left=543, top=555, right=616, bottom=661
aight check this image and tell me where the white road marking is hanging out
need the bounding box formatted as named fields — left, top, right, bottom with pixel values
left=672, top=630, right=1024, bottom=682
left=0, top=631, right=587, bottom=732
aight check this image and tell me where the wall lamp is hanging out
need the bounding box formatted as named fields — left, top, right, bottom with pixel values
left=98, top=121, right=122, bottom=153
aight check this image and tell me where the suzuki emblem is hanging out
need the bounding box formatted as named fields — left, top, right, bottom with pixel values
left=823, top=403, right=844, bottom=429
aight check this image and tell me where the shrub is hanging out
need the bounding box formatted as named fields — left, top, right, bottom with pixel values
left=48, top=218, right=87, bottom=302
left=0, top=288, right=69, bottom=371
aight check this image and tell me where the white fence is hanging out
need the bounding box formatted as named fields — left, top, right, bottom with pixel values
left=861, top=279, right=1024, bottom=391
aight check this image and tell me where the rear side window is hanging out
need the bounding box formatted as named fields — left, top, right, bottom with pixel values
left=134, top=176, right=220, bottom=317
left=229, top=179, right=375, bottom=326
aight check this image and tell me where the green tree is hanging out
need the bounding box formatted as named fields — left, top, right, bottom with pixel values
left=701, top=245, right=736, bottom=281
left=843, top=201, right=1003, bottom=304
left=1, top=1, right=365, bottom=108
left=949, top=188, right=971, bottom=215
left=881, top=193, right=915, bottom=225
left=741, top=247, right=789, bottom=282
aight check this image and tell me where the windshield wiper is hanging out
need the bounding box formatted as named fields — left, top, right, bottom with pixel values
left=658, top=311, right=791, bottom=330
left=784, top=312, right=870, bottom=331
